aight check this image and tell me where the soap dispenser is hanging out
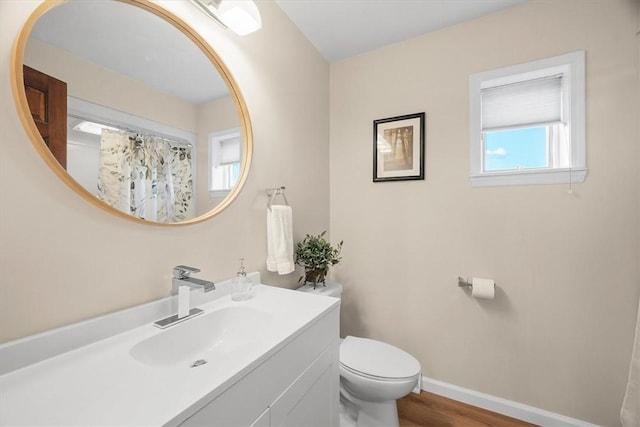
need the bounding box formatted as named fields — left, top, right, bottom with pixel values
left=231, top=258, right=252, bottom=301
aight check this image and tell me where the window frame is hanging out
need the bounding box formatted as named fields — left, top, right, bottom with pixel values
left=469, top=51, right=586, bottom=187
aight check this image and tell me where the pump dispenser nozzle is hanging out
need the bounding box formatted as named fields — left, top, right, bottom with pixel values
left=231, top=258, right=251, bottom=301
left=238, top=258, right=247, bottom=277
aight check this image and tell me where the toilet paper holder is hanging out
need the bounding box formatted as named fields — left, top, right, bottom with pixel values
left=458, top=276, right=497, bottom=287
left=458, top=276, right=473, bottom=288
left=458, top=276, right=496, bottom=300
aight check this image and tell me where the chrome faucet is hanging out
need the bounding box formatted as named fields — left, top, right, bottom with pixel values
left=172, top=265, right=215, bottom=293
left=153, top=266, right=215, bottom=329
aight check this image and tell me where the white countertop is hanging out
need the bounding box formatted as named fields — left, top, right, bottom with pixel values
left=0, top=285, right=339, bottom=426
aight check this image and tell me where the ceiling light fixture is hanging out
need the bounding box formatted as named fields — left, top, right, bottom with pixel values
left=73, top=120, right=119, bottom=136
left=190, top=0, right=262, bottom=36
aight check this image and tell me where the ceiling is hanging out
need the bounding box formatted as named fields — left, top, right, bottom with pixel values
left=274, top=0, right=528, bottom=62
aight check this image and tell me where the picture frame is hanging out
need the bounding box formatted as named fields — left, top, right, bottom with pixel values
left=373, top=112, right=425, bottom=182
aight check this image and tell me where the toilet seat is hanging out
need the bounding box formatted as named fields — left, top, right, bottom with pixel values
left=340, top=336, right=420, bottom=381
left=340, top=363, right=416, bottom=382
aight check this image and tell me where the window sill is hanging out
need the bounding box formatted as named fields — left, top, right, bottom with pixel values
left=470, top=167, right=587, bottom=187
left=210, top=190, right=230, bottom=198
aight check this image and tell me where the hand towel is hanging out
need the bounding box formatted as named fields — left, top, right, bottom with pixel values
left=266, top=205, right=294, bottom=275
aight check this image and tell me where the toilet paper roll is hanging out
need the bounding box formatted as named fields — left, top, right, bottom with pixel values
left=471, top=277, right=495, bottom=299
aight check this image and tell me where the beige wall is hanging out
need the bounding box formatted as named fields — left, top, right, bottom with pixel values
left=0, top=0, right=329, bottom=340
left=330, top=0, right=639, bottom=425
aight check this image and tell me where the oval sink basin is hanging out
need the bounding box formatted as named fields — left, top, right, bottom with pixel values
left=130, top=306, right=273, bottom=367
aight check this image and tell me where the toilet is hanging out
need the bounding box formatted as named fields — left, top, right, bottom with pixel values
left=297, top=282, right=421, bottom=427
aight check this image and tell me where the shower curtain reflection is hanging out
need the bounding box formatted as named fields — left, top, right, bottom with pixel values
left=97, top=129, right=194, bottom=223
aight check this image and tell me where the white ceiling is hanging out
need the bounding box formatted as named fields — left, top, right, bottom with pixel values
left=274, top=0, right=528, bottom=62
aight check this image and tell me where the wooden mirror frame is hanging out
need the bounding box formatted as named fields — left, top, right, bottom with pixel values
left=10, top=0, right=253, bottom=226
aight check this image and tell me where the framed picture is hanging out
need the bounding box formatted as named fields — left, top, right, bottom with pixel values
left=373, top=112, right=425, bottom=182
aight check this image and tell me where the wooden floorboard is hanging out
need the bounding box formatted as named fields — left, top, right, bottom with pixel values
left=397, top=391, right=538, bottom=427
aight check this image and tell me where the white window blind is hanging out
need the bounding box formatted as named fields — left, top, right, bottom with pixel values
left=219, top=137, right=241, bottom=165
left=481, top=75, right=563, bottom=131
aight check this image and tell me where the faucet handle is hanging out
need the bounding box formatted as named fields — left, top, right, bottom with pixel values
left=173, top=265, right=201, bottom=279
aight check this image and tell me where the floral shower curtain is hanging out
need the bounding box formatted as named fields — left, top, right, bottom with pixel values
left=97, top=128, right=194, bottom=223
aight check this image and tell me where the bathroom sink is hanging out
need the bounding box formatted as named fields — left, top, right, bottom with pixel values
left=1, top=284, right=341, bottom=426
left=130, top=306, right=273, bottom=367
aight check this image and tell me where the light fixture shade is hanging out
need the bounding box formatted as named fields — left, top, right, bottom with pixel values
left=73, top=121, right=118, bottom=136
left=218, top=0, right=262, bottom=36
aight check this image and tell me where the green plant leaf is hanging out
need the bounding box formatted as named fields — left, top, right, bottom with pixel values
left=294, top=231, right=343, bottom=276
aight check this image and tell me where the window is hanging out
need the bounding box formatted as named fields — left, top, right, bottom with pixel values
left=209, top=128, right=241, bottom=197
left=469, top=51, right=586, bottom=186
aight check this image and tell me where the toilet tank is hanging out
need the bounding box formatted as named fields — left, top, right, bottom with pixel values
left=296, top=281, right=342, bottom=299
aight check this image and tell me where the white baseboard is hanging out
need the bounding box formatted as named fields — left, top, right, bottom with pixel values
left=412, top=373, right=422, bottom=394
left=421, top=376, right=601, bottom=427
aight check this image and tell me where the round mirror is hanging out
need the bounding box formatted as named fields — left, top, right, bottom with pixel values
left=11, top=0, right=252, bottom=225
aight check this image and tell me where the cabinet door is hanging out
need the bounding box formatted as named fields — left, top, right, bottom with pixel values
left=270, top=343, right=338, bottom=427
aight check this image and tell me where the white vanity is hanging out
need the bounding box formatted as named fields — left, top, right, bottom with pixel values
left=0, top=275, right=340, bottom=426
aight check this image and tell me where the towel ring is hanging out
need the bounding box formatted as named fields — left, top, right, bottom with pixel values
left=267, top=186, right=289, bottom=209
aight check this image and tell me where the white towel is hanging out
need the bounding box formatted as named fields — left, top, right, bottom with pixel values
left=266, top=205, right=294, bottom=275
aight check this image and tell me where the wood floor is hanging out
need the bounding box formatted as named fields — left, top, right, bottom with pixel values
left=397, top=391, right=538, bottom=427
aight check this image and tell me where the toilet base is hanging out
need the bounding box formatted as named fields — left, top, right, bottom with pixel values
left=340, top=386, right=400, bottom=427
left=355, top=400, right=399, bottom=427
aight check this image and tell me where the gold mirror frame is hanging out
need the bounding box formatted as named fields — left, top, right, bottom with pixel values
left=10, top=0, right=253, bottom=226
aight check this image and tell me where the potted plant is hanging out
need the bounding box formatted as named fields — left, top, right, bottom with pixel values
left=295, top=231, right=343, bottom=288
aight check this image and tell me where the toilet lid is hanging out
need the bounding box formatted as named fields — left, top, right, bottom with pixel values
left=340, top=336, right=420, bottom=380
